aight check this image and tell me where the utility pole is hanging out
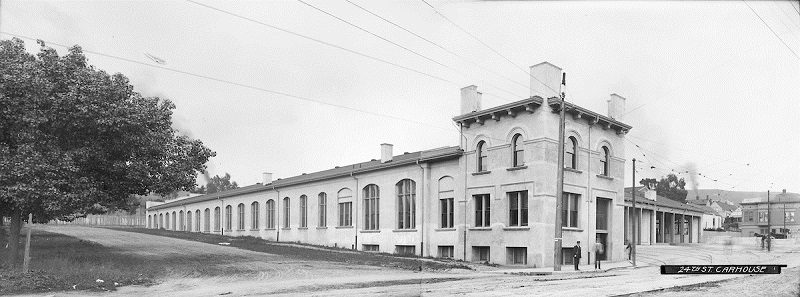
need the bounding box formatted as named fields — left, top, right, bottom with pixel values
left=632, top=158, right=637, bottom=266
left=767, top=190, right=771, bottom=252
left=553, top=72, right=566, bottom=271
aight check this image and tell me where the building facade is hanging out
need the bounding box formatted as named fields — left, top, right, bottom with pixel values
left=740, top=189, right=799, bottom=238
left=146, top=62, right=632, bottom=267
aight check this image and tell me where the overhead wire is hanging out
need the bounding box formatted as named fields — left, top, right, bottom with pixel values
left=743, top=0, right=800, bottom=60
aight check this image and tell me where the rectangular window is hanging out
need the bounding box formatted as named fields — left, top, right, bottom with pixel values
left=438, top=246, right=454, bottom=259
left=238, top=204, right=245, bottom=230
left=363, top=244, right=379, bottom=252
left=758, top=211, right=768, bottom=222
left=319, top=193, right=327, bottom=227
left=395, top=245, right=416, bottom=255
left=300, top=196, right=308, bottom=228
left=214, top=208, right=221, bottom=231
left=508, top=191, right=528, bottom=227
left=561, top=193, right=579, bottom=228
left=596, top=198, right=609, bottom=230
left=474, top=194, right=490, bottom=227
left=440, top=198, right=454, bottom=228
left=786, top=211, right=795, bottom=223
left=507, top=247, right=527, bottom=265
left=339, top=202, right=352, bottom=227
left=473, top=246, right=490, bottom=262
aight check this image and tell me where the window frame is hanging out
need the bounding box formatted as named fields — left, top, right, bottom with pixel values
left=225, top=205, right=232, bottom=231
left=474, top=194, right=491, bottom=227
left=601, top=146, right=610, bottom=176
left=266, top=199, right=275, bottom=229
left=251, top=201, right=260, bottom=230
left=561, top=193, right=580, bottom=228
left=508, top=191, right=528, bottom=227
left=477, top=141, right=488, bottom=172
left=319, top=192, right=327, bottom=227
left=566, top=136, right=577, bottom=169
left=214, top=207, right=221, bottom=231
left=440, top=198, right=454, bottom=228
left=204, top=208, right=210, bottom=232
left=283, top=197, right=291, bottom=228
left=195, top=210, right=201, bottom=231
left=300, top=195, right=308, bottom=228
left=512, top=134, right=524, bottom=167
left=397, top=179, right=416, bottom=229
left=339, top=201, right=353, bottom=227
left=363, top=184, right=380, bottom=230
left=237, top=203, right=245, bottom=230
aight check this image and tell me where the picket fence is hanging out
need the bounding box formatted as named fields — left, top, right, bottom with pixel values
left=50, top=214, right=145, bottom=226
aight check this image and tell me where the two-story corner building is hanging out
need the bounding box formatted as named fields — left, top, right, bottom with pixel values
left=145, top=62, right=633, bottom=267
left=740, top=189, right=799, bottom=238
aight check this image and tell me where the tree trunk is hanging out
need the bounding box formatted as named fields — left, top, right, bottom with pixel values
left=8, top=208, right=22, bottom=268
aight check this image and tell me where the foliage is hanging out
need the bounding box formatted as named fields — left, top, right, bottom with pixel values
left=191, top=173, right=239, bottom=194
left=0, top=38, right=215, bottom=222
left=640, top=174, right=688, bottom=203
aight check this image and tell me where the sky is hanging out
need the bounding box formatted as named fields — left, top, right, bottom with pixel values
left=2, top=0, right=799, bottom=196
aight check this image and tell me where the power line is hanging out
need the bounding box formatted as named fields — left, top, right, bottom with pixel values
left=343, top=0, right=533, bottom=94
left=743, top=0, right=800, bottom=60
left=420, top=0, right=561, bottom=97
left=774, top=1, right=800, bottom=30
left=184, top=0, right=517, bottom=103
left=296, top=0, right=526, bottom=101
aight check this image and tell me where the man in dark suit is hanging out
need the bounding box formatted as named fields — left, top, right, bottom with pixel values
left=573, top=241, right=582, bottom=270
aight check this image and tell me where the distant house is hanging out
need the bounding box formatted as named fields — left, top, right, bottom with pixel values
left=740, top=189, right=799, bottom=237
left=687, top=196, right=740, bottom=230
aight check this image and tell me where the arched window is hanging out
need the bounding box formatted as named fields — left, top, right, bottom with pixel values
left=195, top=210, right=201, bottom=231
left=338, top=188, right=353, bottom=227
left=477, top=141, right=488, bottom=172
left=363, top=184, right=380, bottom=230
left=283, top=197, right=291, bottom=228
left=300, top=195, right=308, bottom=228
left=601, top=146, right=610, bottom=176
left=439, top=176, right=455, bottom=228
left=318, top=193, right=327, bottom=227
left=251, top=201, right=260, bottom=230
left=512, top=134, right=524, bottom=167
left=186, top=213, right=191, bottom=231
left=225, top=205, right=232, bottom=231
left=165, top=213, right=170, bottom=230
left=159, top=214, right=163, bottom=229
left=178, top=211, right=184, bottom=231
left=148, top=215, right=152, bottom=229
left=204, top=209, right=211, bottom=232
left=565, top=136, right=577, bottom=169
left=266, top=200, right=276, bottom=229
left=172, top=211, right=177, bottom=231
left=237, top=203, right=245, bottom=230
left=214, top=207, right=221, bottom=231
left=397, top=179, right=416, bottom=229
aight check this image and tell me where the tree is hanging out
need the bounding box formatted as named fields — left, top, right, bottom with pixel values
left=0, top=38, right=215, bottom=267
left=640, top=174, right=688, bottom=203
left=191, top=173, right=239, bottom=194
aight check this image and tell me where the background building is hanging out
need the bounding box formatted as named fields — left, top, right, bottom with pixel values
left=740, top=189, right=799, bottom=238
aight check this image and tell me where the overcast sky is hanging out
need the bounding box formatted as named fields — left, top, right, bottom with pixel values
left=2, top=0, right=799, bottom=196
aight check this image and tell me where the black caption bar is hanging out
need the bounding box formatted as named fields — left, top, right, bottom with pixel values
left=661, top=265, right=788, bottom=274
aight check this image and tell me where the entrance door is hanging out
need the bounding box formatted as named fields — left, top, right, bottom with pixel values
left=596, top=233, right=608, bottom=260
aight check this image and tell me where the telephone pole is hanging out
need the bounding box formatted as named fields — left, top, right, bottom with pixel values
left=767, top=190, right=771, bottom=252
left=631, top=158, right=637, bottom=266
left=553, top=72, right=566, bottom=271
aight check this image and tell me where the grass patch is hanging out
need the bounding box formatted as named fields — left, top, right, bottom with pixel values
left=107, top=227, right=472, bottom=271
left=0, top=227, right=263, bottom=295
left=0, top=228, right=151, bottom=294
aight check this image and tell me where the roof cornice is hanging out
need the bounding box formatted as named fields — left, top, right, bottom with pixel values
left=452, top=96, right=544, bottom=127
left=546, top=98, right=632, bottom=135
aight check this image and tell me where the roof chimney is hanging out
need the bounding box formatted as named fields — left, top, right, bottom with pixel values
left=460, top=85, right=482, bottom=114
left=608, top=94, right=626, bottom=120
left=262, top=172, right=272, bottom=185
left=783, top=189, right=787, bottom=194
left=529, top=62, right=562, bottom=98
left=381, top=143, right=393, bottom=163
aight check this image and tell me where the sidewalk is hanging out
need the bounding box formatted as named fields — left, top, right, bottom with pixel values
left=488, top=260, right=638, bottom=275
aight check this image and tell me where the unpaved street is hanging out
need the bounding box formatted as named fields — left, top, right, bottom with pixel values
left=28, top=226, right=800, bottom=296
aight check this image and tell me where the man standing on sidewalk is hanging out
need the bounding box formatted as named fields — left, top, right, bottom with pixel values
left=594, top=238, right=604, bottom=269
left=573, top=241, right=582, bottom=270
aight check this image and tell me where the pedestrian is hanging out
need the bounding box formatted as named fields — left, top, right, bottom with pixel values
left=573, top=241, right=582, bottom=271
left=625, top=240, right=632, bottom=260
left=594, top=239, right=604, bottom=269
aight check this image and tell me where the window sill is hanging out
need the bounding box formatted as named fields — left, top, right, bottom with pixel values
left=249, top=229, right=260, bottom=231
left=562, top=227, right=583, bottom=232
left=472, top=171, right=491, bottom=176
left=507, top=166, right=528, bottom=171
left=336, top=226, right=353, bottom=229
left=596, top=174, right=614, bottom=180
left=503, top=226, right=530, bottom=231
left=469, top=227, right=492, bottom=231
left=360, top=230, right=380, bottom=233
left=435, top=228, right=456, bottom=231
left=393, top=229, right=417, bottom=232
left=265, top=228, right=276, bottom=231
left=298, top=227, right=308, bottom=230
left=564, top=168, right=582, bottom=174
left=316, top=226, right=328, bottom=229
left=236, top=229, right=245, bottom=231
left=281, top=228, right=291, bottom=230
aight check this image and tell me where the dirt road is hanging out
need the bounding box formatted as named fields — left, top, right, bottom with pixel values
left=30, top=226, right=800, bottom=296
